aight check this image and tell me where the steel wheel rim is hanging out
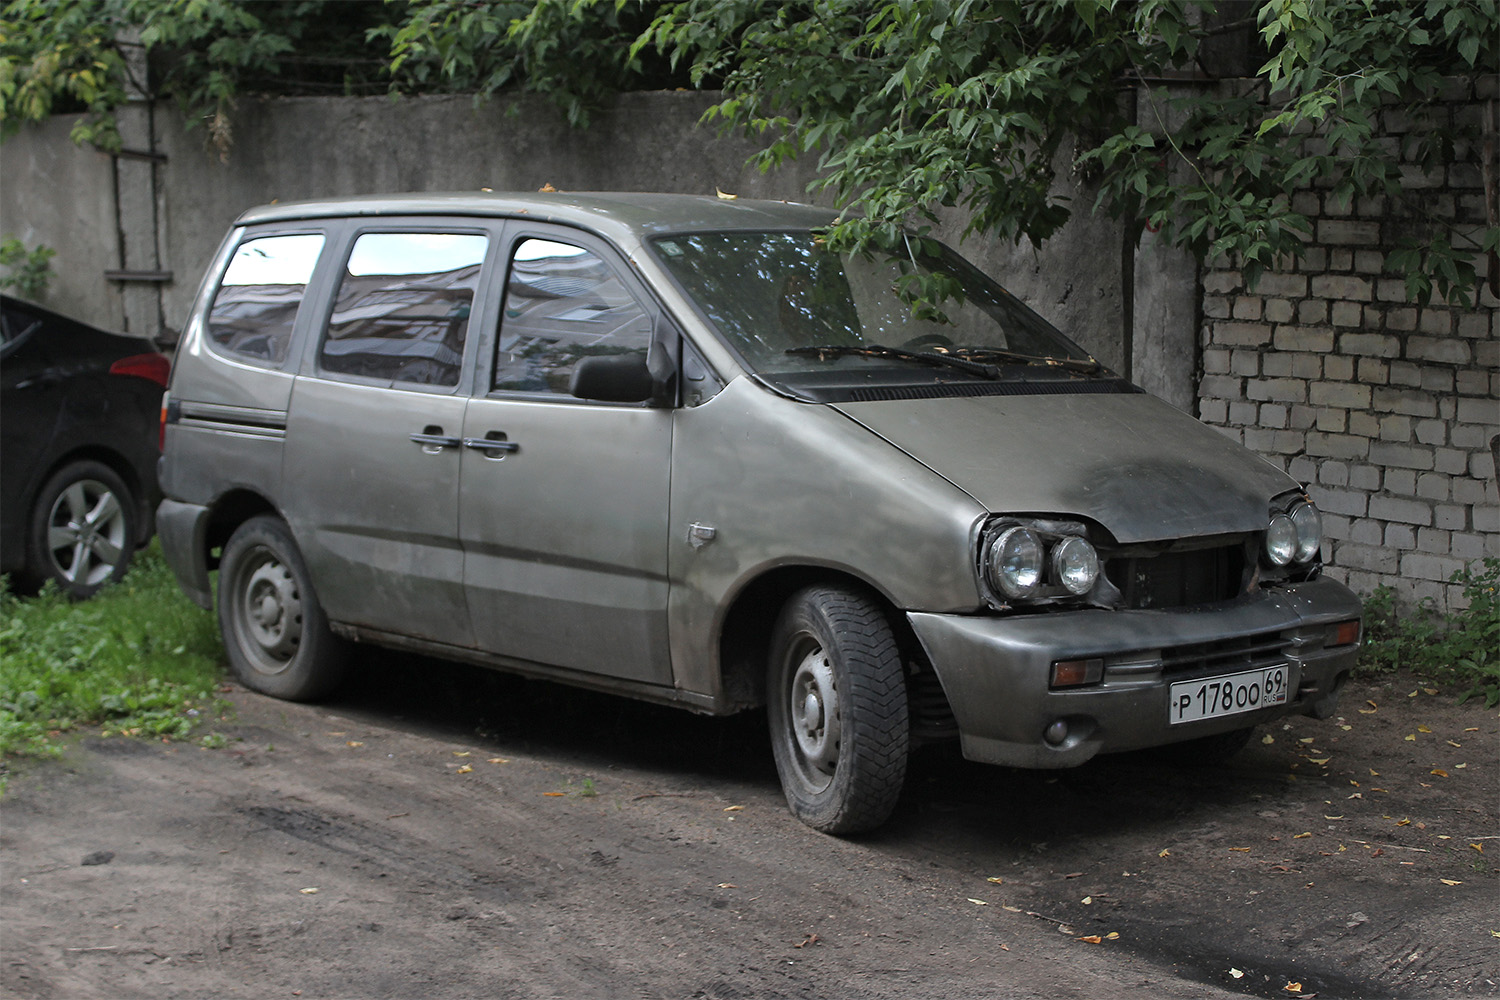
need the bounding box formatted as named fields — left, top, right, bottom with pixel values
left=231, top=547, right=303, bottom=675
left=784, top=640, right=841, bottom=792
left=45, top=478, right=127, bottom=587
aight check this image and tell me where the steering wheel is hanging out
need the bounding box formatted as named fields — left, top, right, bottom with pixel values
left=900, top=333, right=955, bottom=351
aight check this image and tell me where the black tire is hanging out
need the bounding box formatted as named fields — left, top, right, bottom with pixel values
left=26, top=459, right=137, bottom=599
left=218, top=515, right=348, bottom=701
left=767, top=585, right=909, bottom=834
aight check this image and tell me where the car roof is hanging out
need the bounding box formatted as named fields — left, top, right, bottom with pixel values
left=235, top=192, right=840, bottom=242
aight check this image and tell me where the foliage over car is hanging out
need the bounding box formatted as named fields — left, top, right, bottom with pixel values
left=1, top=0, right=1495, bottom=304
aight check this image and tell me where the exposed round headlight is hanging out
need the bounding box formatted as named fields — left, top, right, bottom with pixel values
left=1265, top=513, right=1296, bottom=566
left=1291, top=502, right=1322, bottom=564
left=1050, top=535, right=1099, bottom=595
left=987, top=526, right=1044, bottom=599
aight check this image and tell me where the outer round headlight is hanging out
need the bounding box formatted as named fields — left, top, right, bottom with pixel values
left=1265, top=513, right=1296, bottom=566
left=987, top=526, right=1044, bottom=599
left=1050, top=535, right=1099, bottom=595
left=1291, top=502, right=1322, bottom=564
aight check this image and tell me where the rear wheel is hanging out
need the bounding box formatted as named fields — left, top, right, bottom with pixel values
left=26, top=459, right=137, bottom=598
left=767, top=585, right=909, bottom=834
left=218, top=515, right=347, bottom=700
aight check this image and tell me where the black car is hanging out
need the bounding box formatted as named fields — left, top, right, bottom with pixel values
left=1, top=294, right=169, bottom=598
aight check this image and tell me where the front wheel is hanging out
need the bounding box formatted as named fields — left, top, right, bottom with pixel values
left=218, top=515, right=347, bottom=701
left=767, top=586, right=909, bottom=834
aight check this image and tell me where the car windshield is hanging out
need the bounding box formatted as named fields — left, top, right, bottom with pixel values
left=649, top=231, right=1099, bottom=379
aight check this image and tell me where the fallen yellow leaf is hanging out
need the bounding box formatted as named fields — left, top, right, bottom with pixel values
left=1366, top=700, right=1378, bottom=709
left=1404, top=734, right=1417, bottom=742
left=1286, top=982, right=1303, bottom=993
left=1430, top=769, right=1449, bottom=778
left=1369, top=769, right=1380, bottom=776
left=1159, top=849, right=1170, bottom=858
left=538, top=182, right=557, bottom=192
left=987, top=877, right=1004, bottom=884
left=1396, top=818, right=1411, bottom=826
left=1299, top=737, right=1315, bottom=744
left=1447, top=740, right=1462, bottom=748
left=723, top=805, right=744, bottom=812
left=1307, top=757, right=1330, bottom=765
left=346, top=741, right=363, bottom=747
left=1324, top=815, right=1344, bottom=820
left=1076, top=934, right=1103, bottom=944
left=452, top=751, right=470, bottom=757
left=1262, top=735, right=1276, bottom=744
left=1423, top=688, right=1437, bottom=695
left=455, top=764, right=472, bottom=774
left=717, top=883, right=738, bottom=889
left=1471, top=843, right=1485, bottom=854
left=1106, top=932, right=1120, bottom=940
left=1348, top=792, right=1363, bottom=799
left=1408, top=689, right=1419, bottom=698
left=715, top=187, right=738, bottom=200
left=1358, top=708, right=1377, bottom=714
left=1464, top=727, right=1479, bottom=732
left=968, top=898, right=989, bottom=906
left=1417, top=725, right=1433, bottom=733
left=1230, top=847, right=1251, bottom=852
left=543, top=791, right=566, bottom=797
left=1294, top=832, right=1312, bottom=839
left=487, top=757, right=509, bottom=764
left=1440, top=879, right=1463, bottom=886
left=1082, top=896, right=1093, bottom=905
left=1002, top=905, right=1023, bottom=913
left=1230, top=968, right=1245, bottom=979
left=299, top=887, right=319, bottom=895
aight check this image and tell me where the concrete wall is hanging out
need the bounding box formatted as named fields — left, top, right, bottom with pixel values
left=1, top=90, right=1135, bottom=377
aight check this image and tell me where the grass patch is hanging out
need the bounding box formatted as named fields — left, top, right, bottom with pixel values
left=0, top=543, right=227, bottom=759
left=1359, top=557, right=1500, bottom=707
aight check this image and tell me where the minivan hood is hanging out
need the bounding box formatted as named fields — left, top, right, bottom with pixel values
left=831, top=390, right=1296, bottom=543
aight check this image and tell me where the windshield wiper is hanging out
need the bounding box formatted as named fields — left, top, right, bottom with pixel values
left=785, top=344, right=999, bottom=379
left=947, top=347, right=1106, bottom=375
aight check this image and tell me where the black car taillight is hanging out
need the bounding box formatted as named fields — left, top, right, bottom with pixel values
left=110, top=352, right=171, bottom=387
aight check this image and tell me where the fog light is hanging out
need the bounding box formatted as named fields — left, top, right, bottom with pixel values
left=1051, top=657, right=1104, bottom=687
left=1326, top=619, right=1361, bottom=647
left=1044, top=719, right=1069, bottom=745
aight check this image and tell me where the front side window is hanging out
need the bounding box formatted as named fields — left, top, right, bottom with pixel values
left=208, top=233, right=325, bottom=365
left=320, top=232, right=488, bottom=386
left=492, top=239, right=652, bottom=395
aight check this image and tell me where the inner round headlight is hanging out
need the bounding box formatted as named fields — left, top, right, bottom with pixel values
left=1050, top=535, right=1099, bottom=595
left=987, top=526, right=1044, bottom=599
left=1265, top=513, right=1296, bottom=566
left=1291, top=502, right=1322, bottom=564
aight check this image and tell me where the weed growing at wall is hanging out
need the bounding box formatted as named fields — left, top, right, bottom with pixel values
left=0, top=235, right=55, bottom=299
left=0, top=543, right=226, bottom=759
left=1360, top=558, right=1500, bottom=707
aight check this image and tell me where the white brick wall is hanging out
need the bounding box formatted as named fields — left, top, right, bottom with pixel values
left=1196, top=92, right=1499, bottom=614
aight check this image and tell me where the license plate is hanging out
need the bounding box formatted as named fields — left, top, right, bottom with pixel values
left=1169, top=665, right=1289, bottom=724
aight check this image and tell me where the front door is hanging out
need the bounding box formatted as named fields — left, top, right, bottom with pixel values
left=459, top=229, right=674, bottom=685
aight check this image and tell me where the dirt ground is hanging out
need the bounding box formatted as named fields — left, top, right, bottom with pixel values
left=2, top=652, right=1496, bottom=1000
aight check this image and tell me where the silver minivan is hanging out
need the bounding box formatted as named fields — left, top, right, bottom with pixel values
left=158, top=192, right=1362, bottom=833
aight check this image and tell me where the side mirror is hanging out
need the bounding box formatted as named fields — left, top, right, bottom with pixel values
left=570, top=353, right=654, bottom=403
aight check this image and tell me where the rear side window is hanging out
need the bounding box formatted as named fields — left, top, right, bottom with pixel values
left=208, top=233, right=325, bottom=365
left=320, top=232, right=488, bottom=387
left=492, top=238, right=652, bottom=395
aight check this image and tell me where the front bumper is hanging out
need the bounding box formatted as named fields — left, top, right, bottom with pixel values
left=907, top=577, right=1362, bottom=768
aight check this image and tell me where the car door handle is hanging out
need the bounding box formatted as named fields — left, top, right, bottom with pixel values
left=463, top=437, right=519, bottom=454
left=409, top=431, right=461, bottom=448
